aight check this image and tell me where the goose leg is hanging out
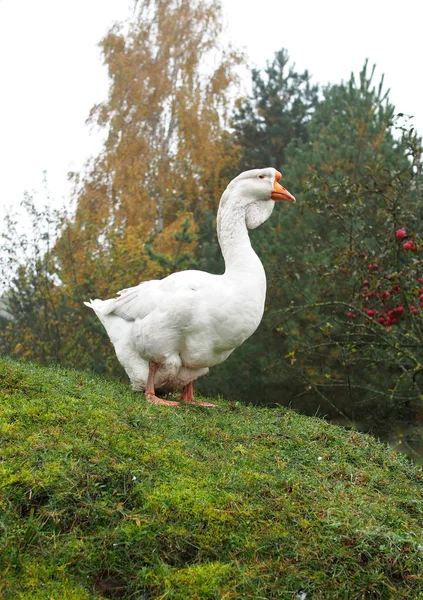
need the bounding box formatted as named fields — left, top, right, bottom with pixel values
left=145, top=362, right=179, bottom=407
left=179, top=381, right=216, bottom=407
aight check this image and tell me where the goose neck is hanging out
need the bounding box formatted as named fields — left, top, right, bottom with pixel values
left=217, top=200, right=262, bottom=276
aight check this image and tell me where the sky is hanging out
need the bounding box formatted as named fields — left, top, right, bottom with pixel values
left=0, top=0, right=422, bottom=221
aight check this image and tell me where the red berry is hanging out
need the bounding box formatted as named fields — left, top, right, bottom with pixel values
left=403, top=241, right=417, bottom=251
left=411, top=305, right=419, bottom=315
left=396, top=228, right=407, bottom=240
left=368, top=264, right=378, bottom=271
left=418, top=278, right=423, bottom=284
left=347, top=312, right=357, bottom=319
left=365, top=309, right=376, bottom=317
left=392, top=306, right=404, bottom=316
left=363, top=280, right=370, bottom=287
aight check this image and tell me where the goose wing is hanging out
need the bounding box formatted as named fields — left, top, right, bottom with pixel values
left=85, top=270, right=217, bottom=322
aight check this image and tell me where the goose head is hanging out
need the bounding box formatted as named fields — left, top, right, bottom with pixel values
left=223, top=168, right=296, bottom=229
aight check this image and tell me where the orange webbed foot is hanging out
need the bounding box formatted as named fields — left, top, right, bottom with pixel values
left=179, top=382, right=216, bottom=407
left=145, top=393, right=180, bottom=407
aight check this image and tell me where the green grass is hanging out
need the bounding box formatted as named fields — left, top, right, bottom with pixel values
left=1, top=356, right=423, bottom=599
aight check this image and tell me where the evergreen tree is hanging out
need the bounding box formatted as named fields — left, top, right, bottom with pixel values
left=266, top=64, right=422, bottom=428
left=201, top=61, right=423, bottom=435
left=232, top=49, right=318, bottom=170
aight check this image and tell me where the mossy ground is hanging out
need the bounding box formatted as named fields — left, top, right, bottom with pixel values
left=1, top=356, right=423, bottom=599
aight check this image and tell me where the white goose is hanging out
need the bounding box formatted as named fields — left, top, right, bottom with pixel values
left=85, top=168, right=296, bottom=406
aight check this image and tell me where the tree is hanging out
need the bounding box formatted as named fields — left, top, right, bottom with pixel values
left=62, top=0, right=241, bottom=296
left=201, top=60, right=423, bottom=439
left=0, top=197, right=76, bottom=366
left=258, top=64, right=423, bottom=430
left=0, top=0, right=241, bottom=377
left=231, top=49, right=318, bottom=170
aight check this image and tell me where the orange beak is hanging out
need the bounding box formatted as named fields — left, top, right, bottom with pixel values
left=271, top=170, right=296, bottom=203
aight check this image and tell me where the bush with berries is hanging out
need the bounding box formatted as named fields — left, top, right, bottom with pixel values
left=271, top=113, right=423, bottom=430
left=350, top=228, right=422, bottom=327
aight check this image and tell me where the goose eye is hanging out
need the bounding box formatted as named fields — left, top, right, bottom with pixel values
left=258, top=175, right=265, bottom=179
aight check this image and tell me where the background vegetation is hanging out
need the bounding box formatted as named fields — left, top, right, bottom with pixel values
left=1, top=0, right=422, bottom=457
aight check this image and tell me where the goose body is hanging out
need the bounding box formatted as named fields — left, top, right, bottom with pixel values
left=85, top=168, right=295, bottom=405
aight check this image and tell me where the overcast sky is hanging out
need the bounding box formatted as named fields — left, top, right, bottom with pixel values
left=0, top=0, right=422, bottom=220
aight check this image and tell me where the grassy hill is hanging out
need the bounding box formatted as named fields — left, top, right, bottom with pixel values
left=1, top=356, right=423, bottom=599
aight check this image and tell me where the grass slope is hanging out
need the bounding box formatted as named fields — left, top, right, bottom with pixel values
left=0, top=356, right=423, bottom=599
